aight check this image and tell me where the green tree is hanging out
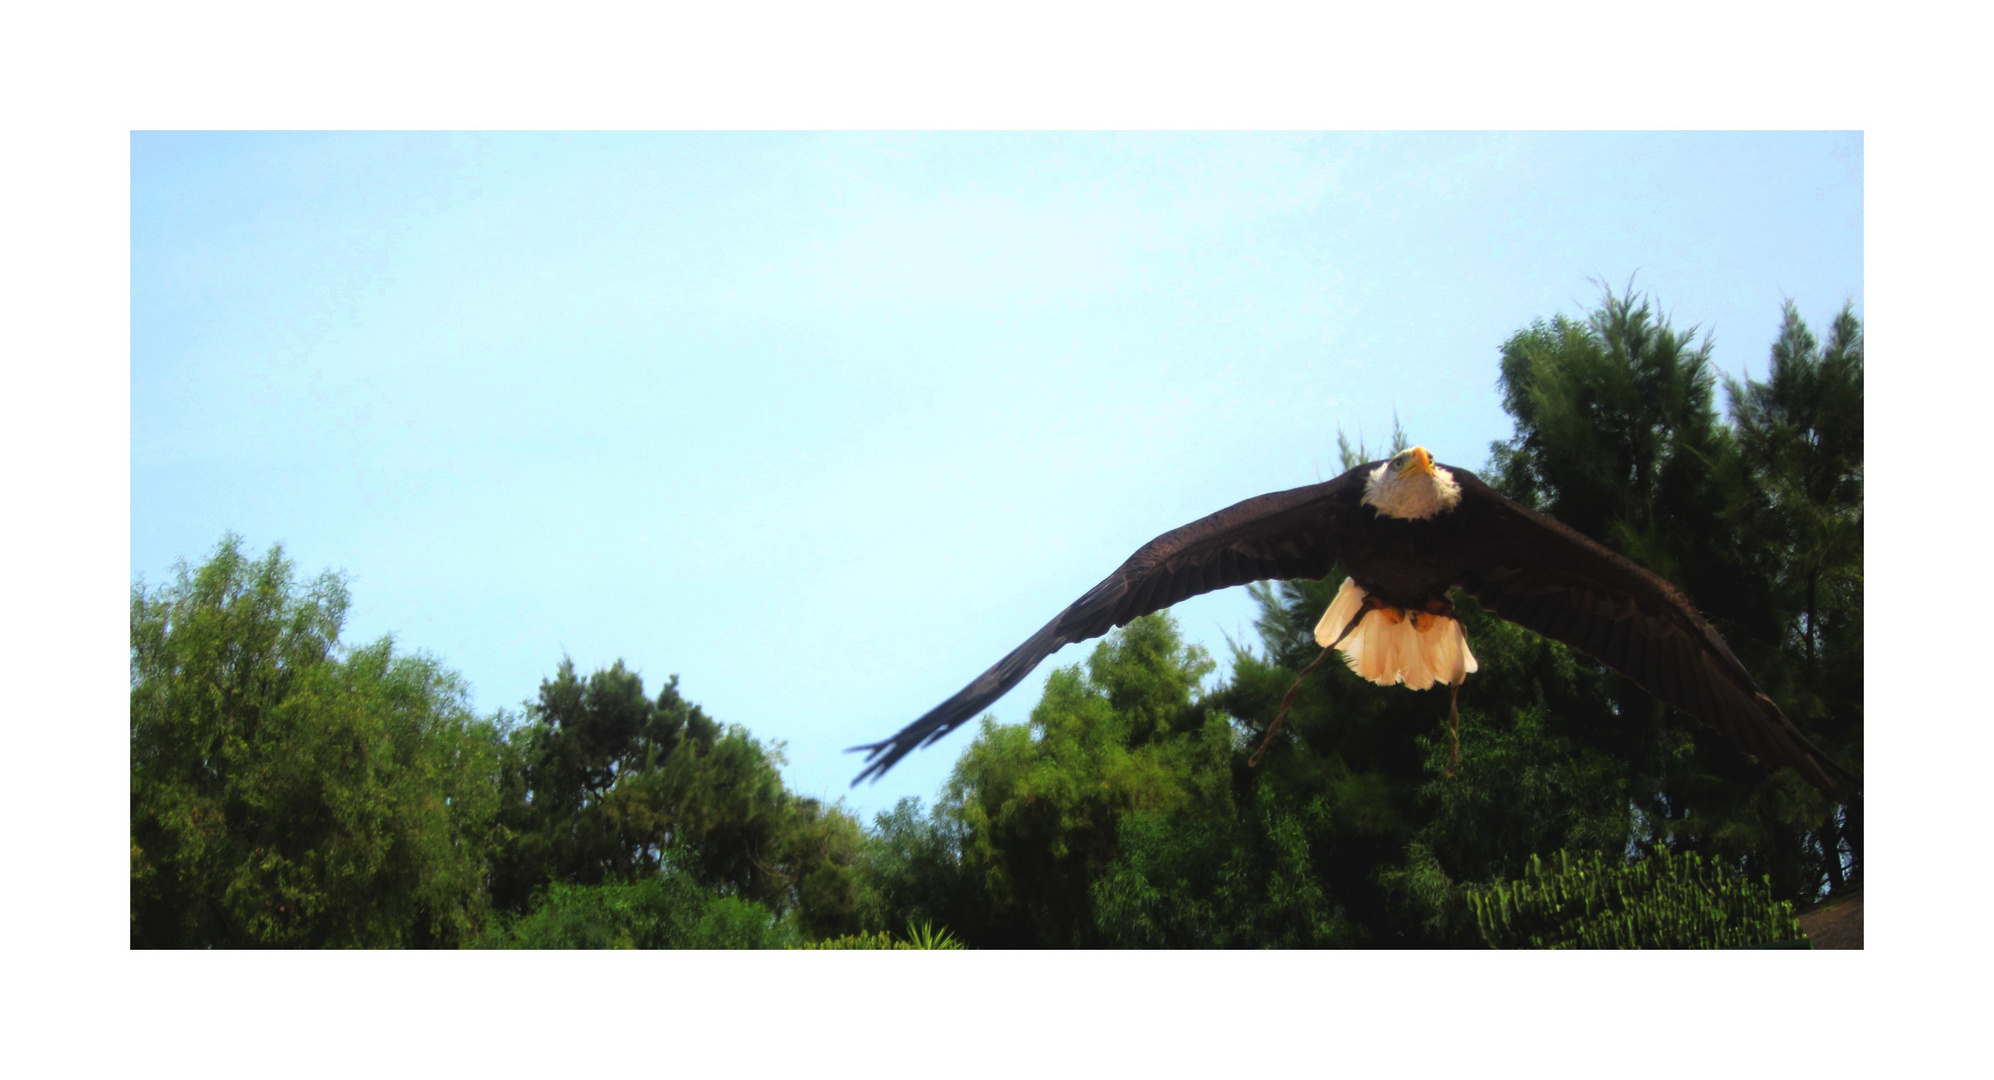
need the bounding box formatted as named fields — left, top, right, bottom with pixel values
left=1486, top=285, right=1858, bottom=901
left=1488, top=285, right=1739, bottom=600
left=1725, top=301, right=1864, bottom=891
left=490, top=659, right=866, bottom=939
left=1091, top=782, right=1365, bottom=948
left=131, top=536, right=503, bottom=948
left=906, top=614, right=1236, bottom=946
left=852, top=796, right=979, bottom=939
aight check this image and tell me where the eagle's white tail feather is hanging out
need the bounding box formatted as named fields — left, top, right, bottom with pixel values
left=1313, top=578, right=1477, bottom=690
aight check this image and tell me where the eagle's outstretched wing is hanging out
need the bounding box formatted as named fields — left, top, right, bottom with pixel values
left=1451, top=470, right=1857, bottom=795
left=850, top=471, right=1365, bottom=784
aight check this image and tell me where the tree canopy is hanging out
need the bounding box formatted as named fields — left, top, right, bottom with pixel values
left=489, top=657, right=865, bottom=939
left=131, top=538, right=503, bottom=947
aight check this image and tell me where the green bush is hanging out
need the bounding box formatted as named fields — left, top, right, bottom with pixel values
left=794, top=921, right=966, bottom=950
left=475, top=872, right=796, bottom=949
left=1464, top=848, right=1807, bottom=949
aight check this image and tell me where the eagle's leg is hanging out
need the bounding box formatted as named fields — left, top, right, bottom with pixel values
left=1249, top=595, right=1391, bottom=768
left=1446, top=680, right=1461, bottom=778
left=1248, top=646, right=1335, bottom=768
left=1429, top=594, right=1463, bottom=778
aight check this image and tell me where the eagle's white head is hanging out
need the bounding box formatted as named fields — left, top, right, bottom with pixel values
left=1361, top=446, right=1462, bottom=520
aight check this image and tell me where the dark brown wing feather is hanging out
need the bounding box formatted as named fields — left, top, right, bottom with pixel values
left=850, top=471, right=1363, bottom=783
left=1451, top=471, right=1857, bottom=795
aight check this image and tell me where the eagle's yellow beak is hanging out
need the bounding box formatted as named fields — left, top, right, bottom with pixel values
left=1398, top=446, right=1436, bottom=477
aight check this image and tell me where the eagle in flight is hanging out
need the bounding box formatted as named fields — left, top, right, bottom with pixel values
left=852, top=447, right=1855, bottom=796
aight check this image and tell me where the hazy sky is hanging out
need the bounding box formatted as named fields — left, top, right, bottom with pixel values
left=131, top=131, right=1862, bottom=822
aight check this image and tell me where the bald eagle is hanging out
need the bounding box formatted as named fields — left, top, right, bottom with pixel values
left=852, top=448, right=1855, bottom=795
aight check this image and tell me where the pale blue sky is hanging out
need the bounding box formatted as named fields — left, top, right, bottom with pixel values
left=131, top=131, right=1862, bottom=822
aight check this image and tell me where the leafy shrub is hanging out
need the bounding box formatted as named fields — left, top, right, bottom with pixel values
left=476, top=872, right=795, bottom=949
left=1464, top=848, right=1807, bottom=949
left=794, top=922, right=966, bottom=950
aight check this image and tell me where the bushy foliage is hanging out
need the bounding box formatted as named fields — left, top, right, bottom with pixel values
left=475, top=863, right=796, bottom=949
left=793, top=922, right=966, bottom=950
left=852, top=796, right=976, bottom=940
left=131, top=537, right=503, bottom=948
left=1463, top=848, right=1806, bottom=949
left=491, top=659, right=866, bottom=939
left=929, top=614, right=1237, bottom=946
left=133, top=538, right=867, bottom=949
left=1091, top=784, right=1362, bottom=948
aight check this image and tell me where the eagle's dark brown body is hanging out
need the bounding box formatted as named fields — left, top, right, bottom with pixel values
left=852, top=457, right=1856, bottom=796
left=1333, top=497, right=1476, bottom=611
